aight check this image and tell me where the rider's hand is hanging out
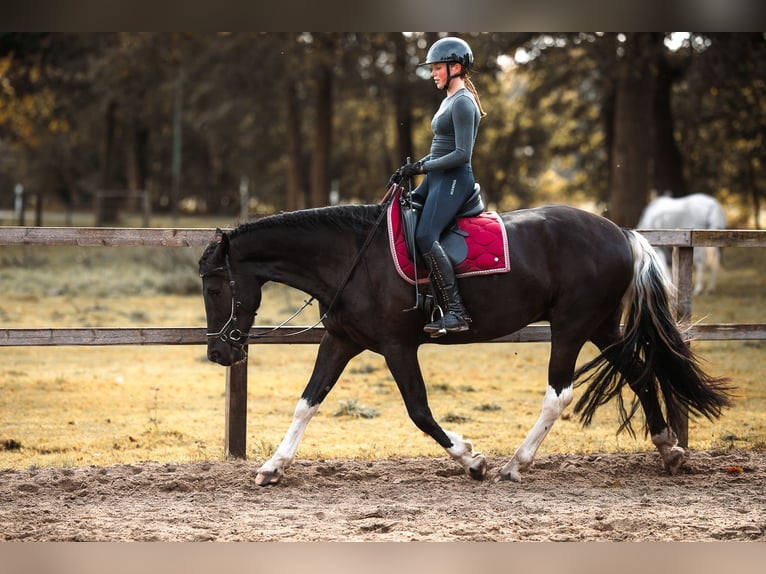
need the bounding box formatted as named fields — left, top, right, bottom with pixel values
left=400, top=161, right=424, bottom=179
left=388, top=169, right=403, bottom=187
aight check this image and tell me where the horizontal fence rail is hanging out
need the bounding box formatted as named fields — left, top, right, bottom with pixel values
left=3, top=226, right=763, bottom=248
left=638, top=229, right=766, bottom=248
left=1, top=323, right=765, bottom=347
left=1, top=226, right=765, bottom=456
left=0, top=226, right=215, bottom=247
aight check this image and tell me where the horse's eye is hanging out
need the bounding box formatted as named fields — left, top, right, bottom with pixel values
left=207, top=287, right=221, bottom=296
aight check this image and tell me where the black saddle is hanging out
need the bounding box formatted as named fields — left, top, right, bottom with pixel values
left=401, top=183, right=485, bottom=266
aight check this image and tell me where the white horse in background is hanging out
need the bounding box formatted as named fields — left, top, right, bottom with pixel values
left=637, top=193, right=727, bottom=295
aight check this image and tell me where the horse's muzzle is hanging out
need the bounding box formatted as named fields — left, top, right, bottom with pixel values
left=207, top=344, right=246, bottom=366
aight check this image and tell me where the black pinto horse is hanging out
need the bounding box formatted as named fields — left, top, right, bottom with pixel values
left=199, top=198, right=732, bottom=486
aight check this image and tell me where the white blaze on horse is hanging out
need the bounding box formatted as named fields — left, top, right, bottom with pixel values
left=637, top=193, right=727, bottom=295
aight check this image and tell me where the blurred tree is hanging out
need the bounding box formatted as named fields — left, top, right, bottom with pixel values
left=0, top=33, right=99, bottom=221
left=607, top=33, right=662, bottom=227
left=0, top=32, right=763, bottom=226
left=674, top=33, right=766, bottom=227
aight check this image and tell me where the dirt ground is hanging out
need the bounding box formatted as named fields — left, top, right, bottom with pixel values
left=1, top=448, right=764, bottom=542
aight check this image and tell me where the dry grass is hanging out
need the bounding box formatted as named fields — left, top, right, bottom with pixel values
left=1, top=239, right=764, bottom=469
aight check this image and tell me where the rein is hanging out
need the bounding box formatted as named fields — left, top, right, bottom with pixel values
left=206, top=186, right=398, bottom=345
left=317, top=184, right=396, bottom=324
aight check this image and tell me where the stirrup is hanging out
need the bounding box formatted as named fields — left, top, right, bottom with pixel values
left=423, top=306, right=469, bottom=338
left=423, top=305, right=447, bottom=337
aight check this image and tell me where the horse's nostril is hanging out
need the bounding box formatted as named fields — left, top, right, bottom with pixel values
left=208, top=350, right=221, bottom=362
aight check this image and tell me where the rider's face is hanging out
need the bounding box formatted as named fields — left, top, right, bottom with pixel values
left=431, top=62, right=461, bottom=90
left=431, top=63, right=448, bottom=89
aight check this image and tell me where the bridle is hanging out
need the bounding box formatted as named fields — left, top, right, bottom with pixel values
left=201, top=255, right=251, bottom=347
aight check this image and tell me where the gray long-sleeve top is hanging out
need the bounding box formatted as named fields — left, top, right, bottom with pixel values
left=420, top=87, right=481, bottom=173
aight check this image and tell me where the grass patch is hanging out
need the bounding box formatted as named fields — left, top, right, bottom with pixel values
left=441, top=412, right=471, bottom=424
left=333, top=399, right=380, bottom=419
left=475, top=403, right=502, bottom=412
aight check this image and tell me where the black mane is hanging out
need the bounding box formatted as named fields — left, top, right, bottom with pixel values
left=230, top=204, right=383, bottom=239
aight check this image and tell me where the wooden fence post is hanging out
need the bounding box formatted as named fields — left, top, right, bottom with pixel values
left=671, top=245, right=694, bottom=448
left=225, top=353, right=248, bottom=459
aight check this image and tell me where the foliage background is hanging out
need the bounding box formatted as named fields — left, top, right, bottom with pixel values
left=1, top=33, right=764, bottom=227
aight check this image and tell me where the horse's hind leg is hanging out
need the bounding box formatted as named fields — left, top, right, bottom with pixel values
left=693, top=247, right=705, bottom=296
left=693, top=246, right=720, bottom=296
left=255, top=332, right=362, bottom=486
left=589, top=329, right=685, bottom=475
left=705, top=246, right=721, bottom=294
left=497, top=336, right=577, bottom=483
left=385, top=345, right=487, bottom=480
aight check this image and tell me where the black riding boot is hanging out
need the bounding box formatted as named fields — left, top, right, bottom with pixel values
left=423, top=241, right=471, bottom=337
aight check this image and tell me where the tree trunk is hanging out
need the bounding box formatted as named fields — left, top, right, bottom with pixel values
left=653, top=53, right=687, bottom=197
left=749, top=157, right=762, bottom=229
left=96, top=99, right=120, bottom=225
left=310, top=64, right=333, bottom=208
left=286, top=79, right=305, bottom=210
left=125, top=116, right=149, bottom=213
left=607, top=33, right=660, bottom=227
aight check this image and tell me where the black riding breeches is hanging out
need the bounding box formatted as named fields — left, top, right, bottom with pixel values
left=413, top=165, right=474, bottom=255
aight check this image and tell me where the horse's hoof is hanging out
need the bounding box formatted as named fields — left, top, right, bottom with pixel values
left=495, top=471, right=522, bottom=483
left=468, top=455, right=488, bottom=481
left=663, top=447, right=686, bottom=475
left=255, top=469, right=282, bottom=486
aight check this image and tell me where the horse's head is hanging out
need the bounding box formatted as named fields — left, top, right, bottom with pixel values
left=199, top=229, right=261, bottom=366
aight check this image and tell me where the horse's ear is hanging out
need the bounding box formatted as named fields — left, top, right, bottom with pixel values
left=214, top=231, right=230, bottom=259
left=202, top=230, right=229, bottom=271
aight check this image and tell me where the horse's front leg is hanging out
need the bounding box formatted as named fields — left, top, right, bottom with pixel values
left=385, top=345, right=487, bottom=480
left=255, top=333, right=362, bottom=486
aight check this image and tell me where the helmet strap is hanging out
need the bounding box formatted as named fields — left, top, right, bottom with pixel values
left=443, top=62, right=465, bottom=92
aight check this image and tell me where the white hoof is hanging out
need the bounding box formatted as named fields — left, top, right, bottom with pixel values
left=255, top=467, right=283, bottom=486
left=496, top=458, right=525, bottom=483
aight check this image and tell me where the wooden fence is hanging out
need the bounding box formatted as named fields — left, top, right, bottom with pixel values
left=1, top=226, right=765, bottom=456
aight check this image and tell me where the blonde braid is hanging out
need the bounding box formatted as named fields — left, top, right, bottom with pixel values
left=464, top=76, right=487, bottom=118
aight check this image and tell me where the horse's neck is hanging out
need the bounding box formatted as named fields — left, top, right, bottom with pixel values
left=232, top=225, right=360, bottom=301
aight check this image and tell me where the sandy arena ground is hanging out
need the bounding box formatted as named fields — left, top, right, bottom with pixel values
left=1, top=449, right=764, bottom=541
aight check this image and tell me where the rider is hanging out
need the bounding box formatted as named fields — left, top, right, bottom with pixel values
left=398, top=36, right=486, bottom=337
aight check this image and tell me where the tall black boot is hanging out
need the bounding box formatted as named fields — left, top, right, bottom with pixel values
left=423, top=241, right=471, bottom=337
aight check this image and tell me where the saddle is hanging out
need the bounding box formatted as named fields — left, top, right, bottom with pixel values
left=387, top=184, right=510, bottom=285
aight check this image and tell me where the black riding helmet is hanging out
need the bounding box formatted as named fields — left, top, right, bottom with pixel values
left=418, top=36, right=474, bottom=90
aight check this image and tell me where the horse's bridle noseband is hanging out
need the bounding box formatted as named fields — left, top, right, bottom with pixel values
left=201, top=256, right=252, bottom=348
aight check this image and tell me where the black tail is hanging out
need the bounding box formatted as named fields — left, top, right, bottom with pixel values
left=574, top=229, right=733, bottom=436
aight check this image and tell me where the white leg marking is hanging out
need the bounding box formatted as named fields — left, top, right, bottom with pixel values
left=652, top=428, right=685, bottom=475
left=500, top=384, right=573, bottom=482
left=256, top=398, right=318, bottom=485
left=444, top=430, right=487, bottom=480
left=445, top=430, right=476, bottom=465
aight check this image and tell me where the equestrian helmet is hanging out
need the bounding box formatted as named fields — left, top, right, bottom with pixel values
left=420, top=36, right=474, bottom=70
